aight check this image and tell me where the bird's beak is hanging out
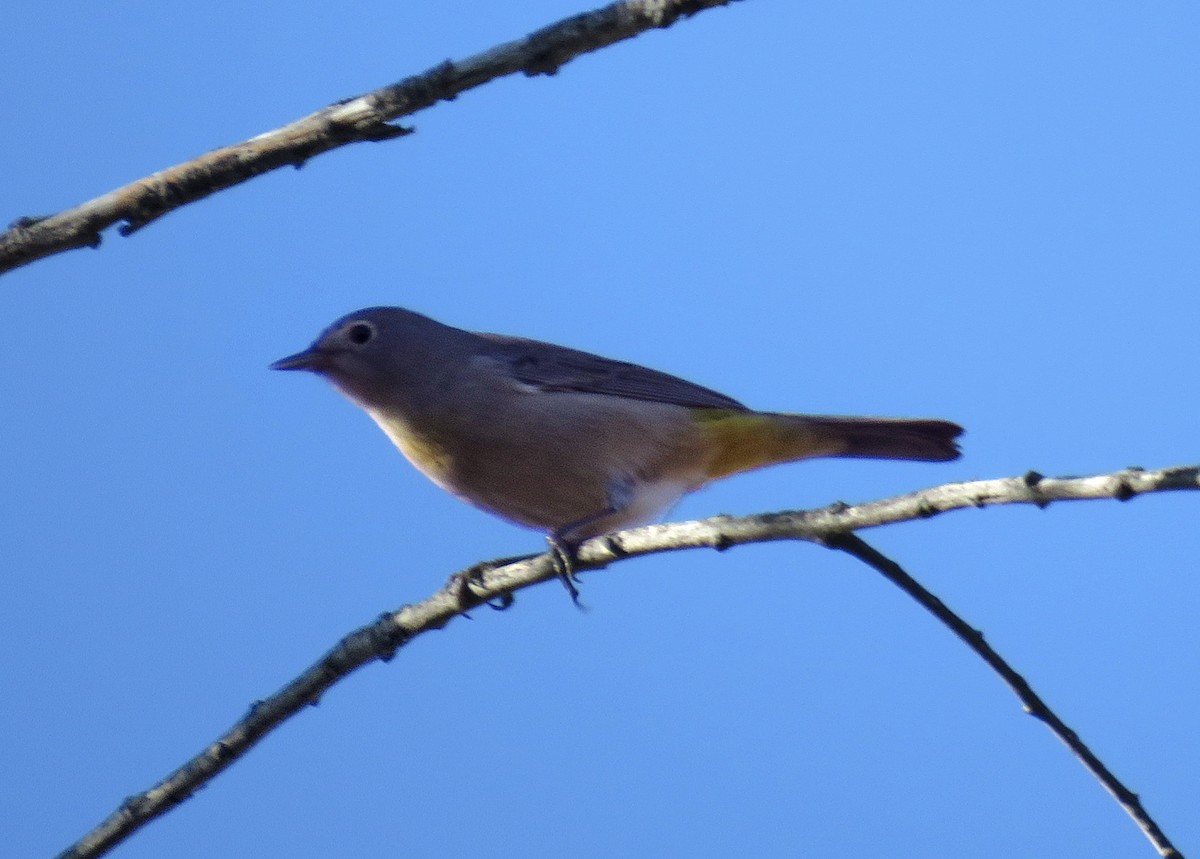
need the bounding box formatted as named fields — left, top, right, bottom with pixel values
left=269, top=346, right=326, bottom=372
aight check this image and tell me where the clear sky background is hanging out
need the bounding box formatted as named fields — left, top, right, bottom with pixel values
left=3, top=2, right=1197, bottom=857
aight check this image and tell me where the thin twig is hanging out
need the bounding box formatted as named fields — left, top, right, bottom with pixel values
left=55, top=464, right=1196, bottom=859
left=0, top=0, right=741, bottom=277
left=824, top=532, right=1183, bottom=859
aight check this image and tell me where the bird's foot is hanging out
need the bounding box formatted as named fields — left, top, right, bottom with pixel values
left=546, top=533, right=586, bottom=610
left=447, top=562, right=516, bottom=612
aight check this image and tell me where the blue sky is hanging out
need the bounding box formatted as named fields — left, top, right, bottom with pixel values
left=3, top=2, right=1197, bottom=856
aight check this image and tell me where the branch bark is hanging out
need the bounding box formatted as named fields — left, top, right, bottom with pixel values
left=55, top=464, right=1196, bottom=859
left=0, top=0, right=741, bottom=277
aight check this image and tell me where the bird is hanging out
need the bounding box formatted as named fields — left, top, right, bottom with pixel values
left=272, top=306, right=963, bottom=602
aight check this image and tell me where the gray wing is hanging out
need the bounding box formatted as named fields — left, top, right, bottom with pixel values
left=477, top=333, right=747, bottom=410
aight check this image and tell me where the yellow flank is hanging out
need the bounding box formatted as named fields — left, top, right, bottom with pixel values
left=692, top=409, right=836, bottom=479
left=368, top=410, right=457, bottom=489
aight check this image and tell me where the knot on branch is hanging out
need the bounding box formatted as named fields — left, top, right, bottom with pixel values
left=8, top=214, right=50, bottom=229
left=371, top=614, right=415, bottom=661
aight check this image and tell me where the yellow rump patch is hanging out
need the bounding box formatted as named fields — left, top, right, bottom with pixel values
left=691, top=409, right=835, bottom=479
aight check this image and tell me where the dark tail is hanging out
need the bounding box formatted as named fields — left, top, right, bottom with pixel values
left=797, top=415, right=963, bottom=462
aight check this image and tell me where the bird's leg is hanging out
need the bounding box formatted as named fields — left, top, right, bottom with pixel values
left=546, top=530, right=585, bottom=605
left=547, top=482, right=632, bottom=607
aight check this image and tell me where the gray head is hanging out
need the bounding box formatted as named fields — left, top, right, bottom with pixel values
left=270, top=306, right=476, bottom=409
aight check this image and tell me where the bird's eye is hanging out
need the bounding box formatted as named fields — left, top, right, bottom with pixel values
left=347, top=322, right=374, bottom=345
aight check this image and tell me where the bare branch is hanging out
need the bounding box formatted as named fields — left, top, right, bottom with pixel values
left=826, top=533, right=1183, bottom=859
left=55, top=464, right=1195, bottom=859
left=0, top=0, right=742, bottom=277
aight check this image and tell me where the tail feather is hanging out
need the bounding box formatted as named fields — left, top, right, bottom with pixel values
left=697, top=410, right=962, bottom=479
left=796, top=415, right=963, bottom=462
